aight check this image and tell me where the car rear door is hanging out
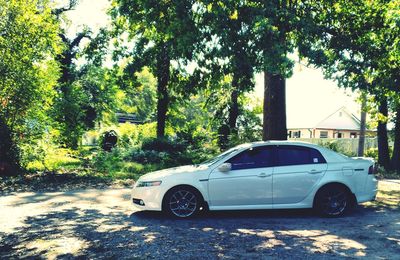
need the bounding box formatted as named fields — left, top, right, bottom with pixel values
left=208, top=146, right=275, bottom=207
left=273, top=145, right=327, bottom=205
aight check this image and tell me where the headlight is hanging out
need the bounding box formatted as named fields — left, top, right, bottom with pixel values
left=136, top=181, right=162, bottom=188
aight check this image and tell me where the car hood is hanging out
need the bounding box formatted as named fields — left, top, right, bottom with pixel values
left=140, top=164, right=208, bottom=180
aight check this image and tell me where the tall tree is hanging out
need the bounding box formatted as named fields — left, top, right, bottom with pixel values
left=251, top=0, right=310, bottom=141
left=198, top=0, right=314, bottom=142
left=52, top=1, right=91, bottom=149
left=110, top=0, right=199, bottom=138
left=52, top=1, right=115, bottom=149
left=196, top=1, right=257, bottom=147
left=298, top=0, right=400, bottom=170
left=0, top=0, right=61, bottom=174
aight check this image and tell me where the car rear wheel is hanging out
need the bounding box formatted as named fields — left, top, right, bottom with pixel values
left=315, top=185, right=350, bottom=217
left=163, top=186, right=202, bottom=218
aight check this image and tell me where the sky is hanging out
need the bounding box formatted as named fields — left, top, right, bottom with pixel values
left=66, top=0, right=362, bottom=128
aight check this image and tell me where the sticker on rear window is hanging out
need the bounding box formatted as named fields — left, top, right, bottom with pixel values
left=313, top=158, right=319, bottom=163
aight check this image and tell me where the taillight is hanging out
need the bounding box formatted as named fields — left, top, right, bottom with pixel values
left=368, top=165, right=374, bottom=175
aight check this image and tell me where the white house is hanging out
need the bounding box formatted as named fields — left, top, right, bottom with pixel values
left=288, top=107, right=376, bottom=139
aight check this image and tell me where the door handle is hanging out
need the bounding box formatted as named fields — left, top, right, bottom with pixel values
left=258, top=173, right=272, bottom=178
left=309, top=170, right=323, bottom=174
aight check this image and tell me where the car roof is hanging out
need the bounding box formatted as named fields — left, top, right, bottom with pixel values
left=245, top=141, right=349, bottom=162
left=249, top=140, right=320, bottom=148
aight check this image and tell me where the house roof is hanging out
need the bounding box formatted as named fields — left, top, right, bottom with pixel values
left=314, top=107, right=361, bottom=130
left=288, top=107, right=362, bottom=131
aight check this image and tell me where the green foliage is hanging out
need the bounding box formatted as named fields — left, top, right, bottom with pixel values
left=53, top=65, right=119, bottom=149
left=110, top=0, right=201, bottom=138
left=127, top=137, right=215, bottom=168
left=50, top=2, right=118, bottom=149
left=116, top=67, right=157, bottom=122
left=365, top=148, right=379, bottom=162
left=0, top=0, right=61, bottom=171
left=25, top=146, right=82, bottom=173
left=364, top=147, right=394, bottom=163
left=318, top=140, right=357, bottom=157
left=92, top=147, right=158, bottom=180
left=298, top=0, right=400, bottom=171
left=2, top=0, right=399, bottom=179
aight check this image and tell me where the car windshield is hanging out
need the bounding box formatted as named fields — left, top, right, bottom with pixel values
left=199, top=145, right=248, bottom=166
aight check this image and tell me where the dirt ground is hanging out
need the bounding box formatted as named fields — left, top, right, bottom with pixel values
left=0, top=180, right=399, bottom=259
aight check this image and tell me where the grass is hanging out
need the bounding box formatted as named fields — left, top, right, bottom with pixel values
left=364, top=181, right=400, bottom=210
left=24, top=146, right=159, bottom=182
left=376, top=169, right=400, bottom=180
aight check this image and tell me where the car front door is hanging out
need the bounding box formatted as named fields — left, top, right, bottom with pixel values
left=273, top=145, right=328, bottom=205
left=208, top=146, right=275, bottom=207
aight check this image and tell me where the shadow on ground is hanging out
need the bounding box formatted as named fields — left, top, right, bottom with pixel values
left=1, top=201, right=399, bottom=259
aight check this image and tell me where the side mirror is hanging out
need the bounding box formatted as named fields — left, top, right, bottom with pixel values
left=218, top=163, right=232, bottom=173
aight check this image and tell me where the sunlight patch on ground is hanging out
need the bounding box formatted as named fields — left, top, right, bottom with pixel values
left=25, top=237, right=88, bottom=259
left=96, top=223, right=126, bottom=232
left=363, top=181, right=400, bottom=209
left=255, top=239, right=286, bottom=249
left=237, top=229, right=286, bottom=249
left=279, top=230, right=366, bottom=256
left=143, top=232, right=158, bottom=243
left=0, top=188, right=130, bottom=234
left=129, top=226, right=147, bottom=232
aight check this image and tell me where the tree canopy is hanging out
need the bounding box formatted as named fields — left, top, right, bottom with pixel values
left=0, top=0, right=61, bottom=172
left=0, top=0, right=399, bottom=174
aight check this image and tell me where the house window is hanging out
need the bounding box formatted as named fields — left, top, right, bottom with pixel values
left=288, top=131, right=292, bottom=138
left=337, top=133, right=343, bottom=138
left=293, top=131, right=301, bottom=138
left=320, top=131, right=328, bottom=138
left=350, top=132, right=357, bottom=138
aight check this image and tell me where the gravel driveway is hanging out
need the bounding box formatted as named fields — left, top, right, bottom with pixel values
left=0, top=181, right=399, bottom=259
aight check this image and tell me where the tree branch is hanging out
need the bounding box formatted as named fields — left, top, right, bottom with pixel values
left=70, top=31, right=91, bottom=48
left=52, top=0, right=78, bottom=17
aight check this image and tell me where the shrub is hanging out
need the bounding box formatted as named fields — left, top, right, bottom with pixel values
left=91, top=148, right=125, bottom=174
left=141, top=137, right=185, bottom=153
left=364, top=147, right=379, bottom=161
left=318, top=140, right=356, bottom=157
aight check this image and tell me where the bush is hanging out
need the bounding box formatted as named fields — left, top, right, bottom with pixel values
left=88, top=125, right=221, bottom=180
left=91, top=148, right=125, bottom=174
left=91, top=147, right=160, bottom=180
left=364, top=147, right=379, bottom=161
left=318, top=140, right=357, bottom=157
left=141, top=137, right=185, bottom=153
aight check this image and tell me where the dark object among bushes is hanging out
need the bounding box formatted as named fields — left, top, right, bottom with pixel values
left=100, top=130, right=118, bottom=151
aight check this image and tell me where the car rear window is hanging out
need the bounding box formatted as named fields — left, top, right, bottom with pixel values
left=277, top=146, right=326, bottom=166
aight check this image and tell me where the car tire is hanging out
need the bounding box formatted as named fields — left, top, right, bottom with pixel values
left=162, top=186, right=202, bottom=219
left=314, top=184, right=351, bottom=217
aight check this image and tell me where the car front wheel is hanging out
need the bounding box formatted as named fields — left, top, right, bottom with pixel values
left=315, top=185, right=350, bottom=217
left=163, top=186, right=202, bottom=218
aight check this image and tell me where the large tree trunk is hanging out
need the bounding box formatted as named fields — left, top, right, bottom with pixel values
left=156, top=43, right=170, bottom=139
left=263, top=72, right=287, bottom=141
left=358, top=93, right=367, bottom=157
left=377, top=97, right=391, bottom=170
left=391, top=106, right=400, bottom=173
left=0, top=116, right=19, bottom=176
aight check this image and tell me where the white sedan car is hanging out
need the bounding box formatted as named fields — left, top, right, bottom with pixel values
left=131, top=141, right=378, bottom=218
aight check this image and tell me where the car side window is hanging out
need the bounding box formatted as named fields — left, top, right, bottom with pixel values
left=277, top=146, right=326, bottom=166
left=227, top=146, right=275, bottom=170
